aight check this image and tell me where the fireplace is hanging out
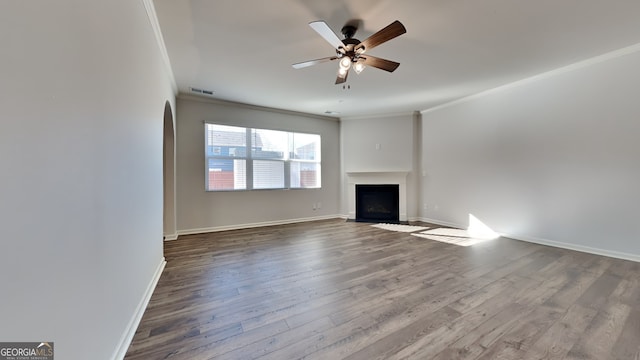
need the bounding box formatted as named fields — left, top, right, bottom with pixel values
left=346, top=172, right=408, bottom=222
left=356, top=184, right=400, bottom=223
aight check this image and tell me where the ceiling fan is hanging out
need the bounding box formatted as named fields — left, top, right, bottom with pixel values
left=292, top=20, right=407, bottom=84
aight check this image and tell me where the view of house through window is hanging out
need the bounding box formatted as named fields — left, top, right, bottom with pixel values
left=205, top=123, right=321, bottom=191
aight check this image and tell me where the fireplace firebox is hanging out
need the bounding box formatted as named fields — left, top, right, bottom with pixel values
left=355, top=184, right=400, bottom=223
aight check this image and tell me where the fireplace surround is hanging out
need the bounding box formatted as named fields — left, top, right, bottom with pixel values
left=346, top=171, right=408, bottom=222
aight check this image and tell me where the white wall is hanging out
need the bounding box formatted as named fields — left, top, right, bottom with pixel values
left=421, top=45, right=640, bottom=259
left=341, top=114, right=415, bottom=172
left=175, top=96, right=340, bottom=233
left=0, top=1, right=175, bottom=359
left=340, top=113, right=420, bottom=219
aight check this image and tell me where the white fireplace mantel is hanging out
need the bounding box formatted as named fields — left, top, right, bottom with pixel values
left=346, top=171, right=409, bottom=221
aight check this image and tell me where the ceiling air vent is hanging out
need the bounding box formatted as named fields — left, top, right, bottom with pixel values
left=190, top=87, right=214, bottom=96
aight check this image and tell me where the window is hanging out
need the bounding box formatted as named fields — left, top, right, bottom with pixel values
left=205, top=124, right=321, bottom=191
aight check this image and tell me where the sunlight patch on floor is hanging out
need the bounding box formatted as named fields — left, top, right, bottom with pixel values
left=411, top=228, right=489, bottom=246
left=411, top=214, right=499, bottom=247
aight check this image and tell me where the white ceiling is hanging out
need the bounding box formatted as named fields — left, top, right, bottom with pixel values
left=153, top=0, right=640, bottom=118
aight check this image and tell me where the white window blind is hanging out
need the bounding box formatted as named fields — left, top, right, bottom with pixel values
left=253, top=160, right=285, bottom=189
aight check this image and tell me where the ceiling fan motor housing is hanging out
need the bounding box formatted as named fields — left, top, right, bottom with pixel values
left=341, top=25, right=357, bottom=39
left=337, top=38, right=363, bottom=62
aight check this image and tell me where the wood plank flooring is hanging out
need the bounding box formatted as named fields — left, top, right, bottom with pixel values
left=124, top=219, right=640, bottom=359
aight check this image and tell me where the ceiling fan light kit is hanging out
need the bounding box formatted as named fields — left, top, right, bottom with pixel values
left=293, top=20, right=406, bottom=84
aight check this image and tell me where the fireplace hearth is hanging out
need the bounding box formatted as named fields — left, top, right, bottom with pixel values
left=355, top=184, right=400, bottom=223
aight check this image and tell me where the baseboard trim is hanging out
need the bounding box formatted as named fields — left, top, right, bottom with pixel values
left=111, top=257, right=166, bottom=360
left=416, top=217, right=640, bottom=263
left=507, top=234, right=640, bottom=263
left=417, top=217, right=464, bottom=229
left=164, top=233, right=178, bottom=241
left=177, top=214, right=342, bottom=236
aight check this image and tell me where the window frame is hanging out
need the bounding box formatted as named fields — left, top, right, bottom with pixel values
left=204, top=123, right=321, bottom=192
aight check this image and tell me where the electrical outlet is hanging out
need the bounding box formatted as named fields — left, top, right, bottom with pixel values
left=312, top=202, right=317, bottom=210
left=317, top=202, right=322, bottom=209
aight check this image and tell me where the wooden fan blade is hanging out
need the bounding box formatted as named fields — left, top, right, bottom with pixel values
left=356, top=20, right=406, bottom=52
left=309, top=21, right=345, bottom=50
left=335, top=69, right=349, bottom=84
left=292, top=56, right=338, bottom=69
left=362, top=55, right=400, bottom=72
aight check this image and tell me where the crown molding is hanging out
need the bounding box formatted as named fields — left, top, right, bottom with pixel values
left=421, top=42, right=640, bottom=115
left=141, top=0, right=178, bottom=95
left=340, top=110, right=418, bottom=121
left=177, top=93, right=340, bottom=121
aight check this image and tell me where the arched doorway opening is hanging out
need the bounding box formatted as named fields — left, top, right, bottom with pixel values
left=163, top=101, right=177, bottom=240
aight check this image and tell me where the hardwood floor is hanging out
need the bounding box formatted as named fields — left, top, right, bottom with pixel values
left=125, top=219, right=640, bottom=359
